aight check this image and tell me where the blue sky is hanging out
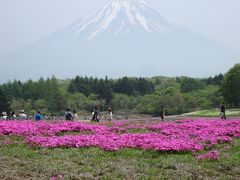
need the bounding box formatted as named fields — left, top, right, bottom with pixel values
left=0, top=0, right=239, bottom=54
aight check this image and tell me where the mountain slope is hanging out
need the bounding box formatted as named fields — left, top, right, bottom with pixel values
left=64, top=0, right=171, bottom=40
left=1, top=0, right=238, bottom=82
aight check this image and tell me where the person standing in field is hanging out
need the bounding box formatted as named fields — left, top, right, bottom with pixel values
left=11, top=111, right=17, bottom=120
left=19, top=110, right=27, bottom=120
left=160, top=106, right=165, bottom=121
left=73, top=110, right=78, bottom=120
left=91, top=108, right=95, bottom=121
left=94, top=107, right=100, bottom=122
left=108, top=107, right=113, bottom=121
left=2, top=112, right=7, bottom=120
left=65, top=109, right=73, bottom=120
left=220, top=103, right=226, bottom=120
left=35, top=111, right=43, bottom=121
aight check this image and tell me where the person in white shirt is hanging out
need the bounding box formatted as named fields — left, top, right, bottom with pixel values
left=19, top=110, right=27, bottom=120
left=11, top=111, right=17, bottom=120
left=73, top=111, right=78, bottom=120
left=2, top=112, right=7, bottom=120
left=108, top=107, right=113, bottom=121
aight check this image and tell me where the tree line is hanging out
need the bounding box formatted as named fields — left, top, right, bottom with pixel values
left=0, top=64, right=239, bottom=116
left=68, top=76, right=155, bottom=102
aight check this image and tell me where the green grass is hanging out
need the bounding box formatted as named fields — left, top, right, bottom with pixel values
left=182, top=108, right=240, bottom=117
left=125, top=129, right=153, bottom=134
left=57, top=130, right=94, bottom=136
left=0, top=136, right=240, bottom=179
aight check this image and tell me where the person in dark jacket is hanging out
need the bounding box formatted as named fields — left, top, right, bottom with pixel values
left=160, top=106, right=165, bottom=121
left=65, top=109, right=73, bottom=120
left=94, top=107, right=100, bottom=122
left=220, top=103, right=226, bottom=120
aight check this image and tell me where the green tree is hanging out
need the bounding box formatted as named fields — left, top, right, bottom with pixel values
left=97, top=78, right=114, bottom=106
left=22, top=79, right=37, bottom=100
left=137, top=77, right=155, bottom=95
left=43, top=76, right=66, bottom=112
left=159, top=78, right=177, bottom=89
left=111, top=93, right=131, bottom=110
left=114, top=77, right=135, bottom=95
left=180, top=77, right=205, bottom=93
left=136, top=94, right=163, bottom=115
left=0, top=87, right=10, bottom=113
left=206, top=74, right=224, bottom=86
left=10, top=98, right=34, bottom=115
left=163, top=91, right=185, bottom=115
left=163, top=87, right=177, bottom=96
left=66, top=93, right=87, bottom=111
left=221, top=64, right=240, bottom=107
left=35, top=99, right=49, bottom=113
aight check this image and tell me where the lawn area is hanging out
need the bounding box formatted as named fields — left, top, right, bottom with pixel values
left=182, top=109, right=240, bottom=117
left=0, top=119, right=240, bottom=179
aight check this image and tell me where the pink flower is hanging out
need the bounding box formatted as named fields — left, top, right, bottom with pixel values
left=50, top=174, right=64, bottom=180
left=196, top=150, right=220, bottom=160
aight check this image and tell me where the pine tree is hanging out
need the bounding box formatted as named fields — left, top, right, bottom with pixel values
left=221, top=64, right=240, bottom=107
left=0, top=87, right=9, bottom=113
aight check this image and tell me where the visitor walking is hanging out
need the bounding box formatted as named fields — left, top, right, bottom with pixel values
left=220, top=103, right=226, bottom=120
left=160, top=106, right=165, bottom=121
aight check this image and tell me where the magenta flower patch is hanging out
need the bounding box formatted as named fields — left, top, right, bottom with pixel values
left=0, top=119, right=240, bottom=159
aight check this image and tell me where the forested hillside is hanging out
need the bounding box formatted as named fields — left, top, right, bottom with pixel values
left=0, top=64, right=239, bottom=117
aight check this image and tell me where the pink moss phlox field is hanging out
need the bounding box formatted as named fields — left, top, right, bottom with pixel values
left=1, top=119, right=240, bottom=155
left=0, top=121, right=108, bottom=136
left=151, top=119, right=240, bottom=145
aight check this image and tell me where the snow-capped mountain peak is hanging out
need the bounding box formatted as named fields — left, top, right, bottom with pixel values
left=2, top=0, right=238, bottom=83
left=65, top=0, right=170, bottom=40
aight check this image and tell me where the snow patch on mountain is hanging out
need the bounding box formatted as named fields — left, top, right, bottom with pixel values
left=1, top=0, right=238, bottom=83
left=65, top=0, right=170, bottom=40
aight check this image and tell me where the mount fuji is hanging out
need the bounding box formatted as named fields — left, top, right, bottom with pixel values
left=1, top=0, right=238, bottom=82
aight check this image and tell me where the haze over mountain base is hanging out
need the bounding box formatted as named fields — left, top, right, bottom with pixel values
left=0, top=0, right=239, bottom=83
